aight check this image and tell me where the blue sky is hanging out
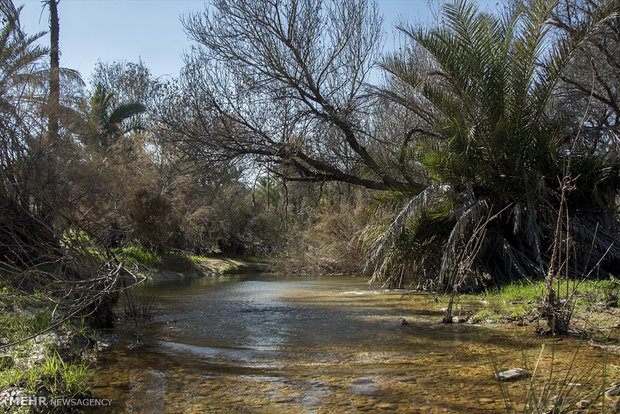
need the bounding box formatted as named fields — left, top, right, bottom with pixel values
left=15, top=0, right=500, bottom=83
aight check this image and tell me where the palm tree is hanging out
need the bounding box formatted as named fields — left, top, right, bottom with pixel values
left=44, top=0, right=60, bottom=146
left=0, top=2, right=47, bottom=174
left=366, top=0, right=620, bottom=308
left=254, top=174, right=281, bottom=209
left=84, top=83, right=146, bottom=149
left=0, top=1, right=52, bottom=262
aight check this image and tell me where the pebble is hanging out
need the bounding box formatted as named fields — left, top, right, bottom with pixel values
left=377, top=403, right=397, bottom=410
left=495, top=368, right=528, bottom=382
left=578, top=400, right=591, bottom=408
left=273, top=398, right=294, bottom=403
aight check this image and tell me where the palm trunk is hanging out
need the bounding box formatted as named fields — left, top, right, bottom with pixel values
left=47, top=0, right=60, bottom=146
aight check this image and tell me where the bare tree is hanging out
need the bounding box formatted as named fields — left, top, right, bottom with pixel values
left=159, top=0, right=420, bottom=191
left=553, top=0, right=619, bottom=151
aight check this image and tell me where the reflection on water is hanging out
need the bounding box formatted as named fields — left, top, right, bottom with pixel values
left=90, top=275, right=618, bottom=413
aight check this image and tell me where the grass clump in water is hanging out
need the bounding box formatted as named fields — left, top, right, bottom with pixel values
left=472, top=308, right=503, bottom=323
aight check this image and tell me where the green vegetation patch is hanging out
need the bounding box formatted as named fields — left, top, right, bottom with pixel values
left=440, top=278, right=620, bottom=330
left=484, top=281, right=545, bottom=303
left=0, top=351, right=93, bottom=399
left=1, top=288, right=96, bottom=404
left=115, top=247, right=163, bottom=269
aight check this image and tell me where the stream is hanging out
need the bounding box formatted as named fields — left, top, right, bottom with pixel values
left=90, top=274, right=616, bottom=413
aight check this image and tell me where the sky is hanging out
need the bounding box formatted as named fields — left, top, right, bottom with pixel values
left=15, top=0, right=501, bottom=84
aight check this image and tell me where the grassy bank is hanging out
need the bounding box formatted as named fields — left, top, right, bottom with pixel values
left=438, top=279, right=620, bottom=339
left=0, top=246, right=268, bottom=411
left=0, top=282, right=96, bottom=412
left=117, top=247, right=270, bottom=279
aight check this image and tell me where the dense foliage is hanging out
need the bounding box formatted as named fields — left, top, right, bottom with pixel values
left=365, top=0, right=620, bottom=293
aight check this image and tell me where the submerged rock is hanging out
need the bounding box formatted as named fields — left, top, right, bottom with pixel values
left=376, top=403, right=397, bottom=410
left=495, top=368, right=528, bottom=382
left=351, top=378, right=374, bottom=385
left=578, top=400, right=591, bottom=408
left=606, top=382, right=620, bottom=398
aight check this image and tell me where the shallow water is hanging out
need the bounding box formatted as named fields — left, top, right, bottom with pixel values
left=90, top=275, right=618, bottom=413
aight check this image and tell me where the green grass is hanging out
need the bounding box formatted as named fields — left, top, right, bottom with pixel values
left=0, top=280, right=13, bottom=309
left=190, top=253, right=264, bottom=264
left=60, top=230, right=92, bottom=246
left=0, top=300, right=94, bottom=401
left=222, top=254, right=264, bottom=263
left=109, top=247, right=266, bottom=276
left=472, top=308, right=503, bottom=322
left=187, top=254, right=205, bottom=261
left=480, top=279, right=619, bottom=305
left=0, top=309, right=53, bottom=343
left=0, top=351, right=93, bottom=399
left=483, top=281, right=544, bottom=303
left=445, top=277, right=619, bottom=326
left=116, top=246, right=162, bottom=268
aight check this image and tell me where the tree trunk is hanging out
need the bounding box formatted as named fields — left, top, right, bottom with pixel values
left=47, top=0, right=60, bottom=146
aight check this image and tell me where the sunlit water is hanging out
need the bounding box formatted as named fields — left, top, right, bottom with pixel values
left=90, top=275, right=618, bottom=413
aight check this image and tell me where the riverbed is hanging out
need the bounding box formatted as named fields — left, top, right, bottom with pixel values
left=90, top=275, right=618, bottom=413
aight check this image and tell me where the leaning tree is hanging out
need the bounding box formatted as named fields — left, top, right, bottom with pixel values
left=157, top=0, right=423, bottom=191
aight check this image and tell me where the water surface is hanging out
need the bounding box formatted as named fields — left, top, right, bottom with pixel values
left=90, top=275, right=616, bottom=413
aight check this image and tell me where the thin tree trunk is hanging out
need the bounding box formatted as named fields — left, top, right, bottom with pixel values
left=47, top=0, right=60, bottom=146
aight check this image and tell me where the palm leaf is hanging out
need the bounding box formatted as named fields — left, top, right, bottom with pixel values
left=107, top=102, right=146, bottom=127
left=365, top=183, right=454, bottom=282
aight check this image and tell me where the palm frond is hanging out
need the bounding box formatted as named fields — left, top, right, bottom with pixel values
left=438, top=196, right=490, bottom=286
left=107, top=102, right=146, bottom=127
left=31, top=67, right=85, bottom=86
left=364, top=183, right=454, bottom=281
left=370, top=0, right=619, bottom=291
